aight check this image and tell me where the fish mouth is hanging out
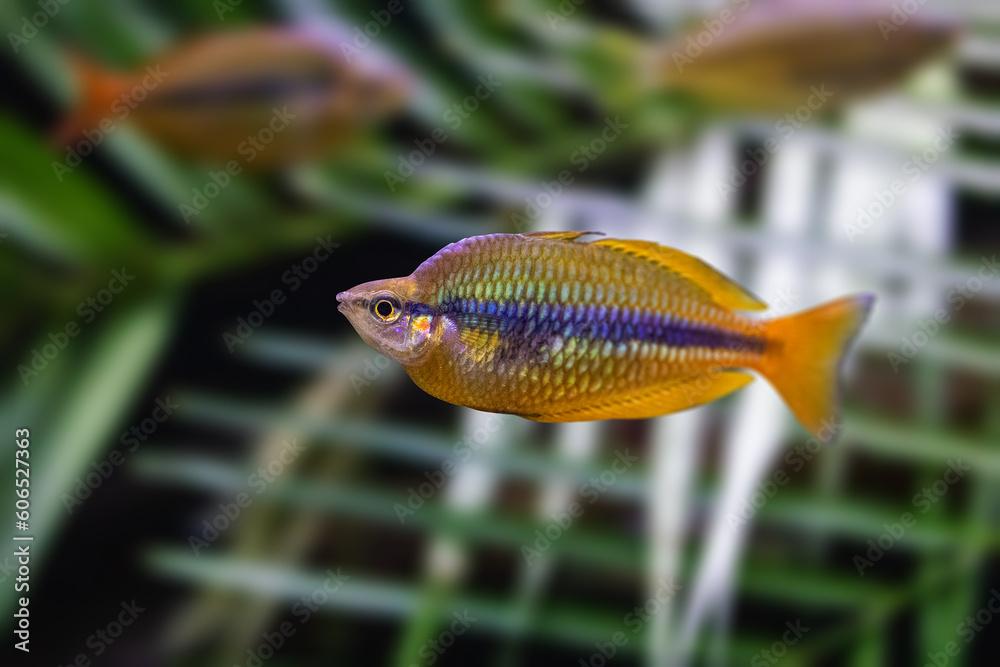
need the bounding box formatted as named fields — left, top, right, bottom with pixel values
left=335, top=291, right=349, bottom=316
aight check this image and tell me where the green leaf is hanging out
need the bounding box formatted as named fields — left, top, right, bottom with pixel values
left=0, top=114, right=148, bottom=263
left=0, top=292, right=178, bottom=617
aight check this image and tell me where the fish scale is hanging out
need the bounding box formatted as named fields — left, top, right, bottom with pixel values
left=404, top=233, right=763, bottom=415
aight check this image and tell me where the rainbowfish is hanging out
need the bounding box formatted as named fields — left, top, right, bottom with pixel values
left=649, top=0, right=957, bottom=113
left=337, top=232, right=874, bottom=441
left=58, top=28, right=411, bottom=166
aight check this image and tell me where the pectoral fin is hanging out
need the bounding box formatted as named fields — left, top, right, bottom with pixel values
left=525, top=370, right=754, bottom=422
left=457, top=326, right=502, bottom=361
left=593, top=238, right=767, bottom=311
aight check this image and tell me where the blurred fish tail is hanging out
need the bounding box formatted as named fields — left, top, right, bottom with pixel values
left=54, top=53, right=129, bottom=146
left=759, top=294, right=875, bottom=442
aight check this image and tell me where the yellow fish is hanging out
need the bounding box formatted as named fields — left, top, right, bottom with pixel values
left=650, top=0, right=957, bottom=112
left=338, top=232, right=874, bottom=442
left=57, top=28, right=411, bottom=166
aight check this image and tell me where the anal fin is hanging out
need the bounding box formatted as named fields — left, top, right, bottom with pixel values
left=526, top=370, right=754, bottom=422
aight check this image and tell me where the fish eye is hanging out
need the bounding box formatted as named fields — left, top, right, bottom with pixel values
left=370, top=295, right=401, bottom=323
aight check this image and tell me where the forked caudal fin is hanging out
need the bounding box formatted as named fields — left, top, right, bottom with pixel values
left=53, top=53, right=130, bottom=147
left=759, top=294, right=875, bottom=443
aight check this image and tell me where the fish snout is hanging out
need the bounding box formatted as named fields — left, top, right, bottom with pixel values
left=336, top=290, right=353, bottom=315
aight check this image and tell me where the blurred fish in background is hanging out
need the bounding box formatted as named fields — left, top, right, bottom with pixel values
left=57, top=27, right=412, bottom=166
left=647, top=0, right=959, bottom=113
left=0, top=1, right=998, bottom=667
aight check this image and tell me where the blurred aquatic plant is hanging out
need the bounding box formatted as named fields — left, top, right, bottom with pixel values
left=0, top=4, right=385, bottom=625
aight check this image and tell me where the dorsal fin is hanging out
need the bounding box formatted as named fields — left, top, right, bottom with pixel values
left=523, top=230, right=604, bottom=242
left=592, top=238, right=767, bottom=311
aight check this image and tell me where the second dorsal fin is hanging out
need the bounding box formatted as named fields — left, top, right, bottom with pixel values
left=592, top=238, right=768, bottom=311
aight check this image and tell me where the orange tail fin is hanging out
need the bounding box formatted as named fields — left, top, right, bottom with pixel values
left=53, top=53, right=129, bottom=146
left=759, top=294, right=875, bottom=442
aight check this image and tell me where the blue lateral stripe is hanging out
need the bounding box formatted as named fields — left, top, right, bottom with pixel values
left=438, top=298, right=765, bottom=352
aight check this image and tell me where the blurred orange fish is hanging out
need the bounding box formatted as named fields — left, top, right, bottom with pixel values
left=650, top=0, right=958, bottom=112
left=57, top=28, right=411, bottom=166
